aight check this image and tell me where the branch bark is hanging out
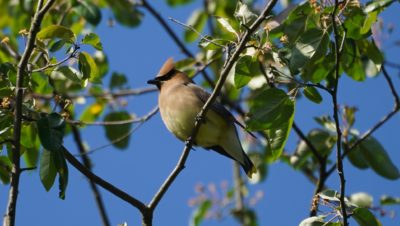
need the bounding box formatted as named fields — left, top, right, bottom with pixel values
left=3, top=1, right=56, bottom=226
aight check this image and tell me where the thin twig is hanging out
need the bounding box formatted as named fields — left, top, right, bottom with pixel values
left=31, top=44, right=79, bottom=73
left=146, top=0, right=278, bottom=217
left=67, top=106, right=158, bottom=126
left=3, top=1, right=56, bottom=226
left=169, top=17, right=227, bottom=49
left=331, top=4, right=348, bottom=225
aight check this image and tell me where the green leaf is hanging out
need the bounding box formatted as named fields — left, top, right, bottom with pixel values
left=265, top=107, right=294, bottom=162
left=247, top=88, right=295, bottom=131
left=184, top=10, right=208, bottom=43
left=356, top=39, right=383, bottom=77
left=234, top=55, right=261, bottom=88
left=359, top=136, right=400, bottom=180
left=36, top=113, right=66, bottom=152
left=166, top=0, right=195, bottom=7
left=342, top=39, right=366, bottom=81
left=40, top=149, right=57, bottom=191
left=57, top=66, right=81, bottom=83
left=79, top=51, right=100, bottom=83
left=365, top=0, right=396, bottom=13
left=109, top=72, right=128, bottom=90
left=380, top=195, right=400, bottom=205
left=74, top=0, right=102, bottom=25
left=80, top=101, right=105, bottom=123
left=290, top=29, right=329, bottom=72
left=106, top=0, right=143, bottom=27
left=103, top=111, right=133, bottom=149
left=216, top=16, right=238, bottom=37
left=303, top=86, right=322, bottom=104
left=234, top=1, right=257, bottom=26
left=344, top=8, right=368, bottom=40
left=198, top=36, right=228, bottom=50
left=299, top=216, right=341, bottom=226
left=49, top=40, right=66, bottom=52
left=347, top=141, right=370, bottom=169
left=37, top=25, right=75, bottom=43
left=314, top=116, right=336, bottom=132
left=82, top=33, right=103, bottom=50
left=190, top=200, right=212, bottom=226
left=352, top=207, right=382, bottom=226
left=0, top=113, right=13, bottom=136
left=302, top=52, right=335, bottom=83
left=21, top=124, right=40, bottom=168
left=54, top=148, right=68, bottom=199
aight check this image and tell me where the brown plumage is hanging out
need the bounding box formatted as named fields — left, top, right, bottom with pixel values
left=147, top=58, right=256, bottom=178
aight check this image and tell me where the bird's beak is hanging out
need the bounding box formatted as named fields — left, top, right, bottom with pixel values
left=147, top=78, right=159, bottom=85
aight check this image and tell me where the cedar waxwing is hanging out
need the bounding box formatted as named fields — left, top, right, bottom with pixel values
left=147, top=58, right=256, bottom=178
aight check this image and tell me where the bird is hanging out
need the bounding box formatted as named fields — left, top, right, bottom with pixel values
left=147, top=58, right=257, bottom=178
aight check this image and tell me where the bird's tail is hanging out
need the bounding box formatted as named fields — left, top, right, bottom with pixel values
left=241, top=154, right=257, bottom=179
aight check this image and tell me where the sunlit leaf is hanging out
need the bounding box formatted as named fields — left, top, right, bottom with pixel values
left=234, top=1, right=257, bottom=26
left=216, top=16, right=238, bottom=37
left=350, top=192, right=373, bottom=208
left=57, top=66, right=81, bottom=83
left=80, top=101, right=105, bottom=123
left=79, top=51, right=100, bottom=83
left=37, top=25, right=75, bottom=43
left=365, top=0, right=396, bottom=13
left=234, top=55, right=261, bottom=88
left=82, top=33, right=103, bottom=50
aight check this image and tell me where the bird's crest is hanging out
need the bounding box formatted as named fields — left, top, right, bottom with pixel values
left=157, top=58, right=175, bottom=77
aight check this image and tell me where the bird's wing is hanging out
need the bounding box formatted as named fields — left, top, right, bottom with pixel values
left=186, top=83, right=256, bottom=138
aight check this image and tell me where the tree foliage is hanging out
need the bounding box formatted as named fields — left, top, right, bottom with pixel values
left=0, top=0, right=399, bottom=226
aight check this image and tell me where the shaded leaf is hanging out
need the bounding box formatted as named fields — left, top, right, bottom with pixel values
left=247, top=88, right=295, bottom=131
left=106, top=0, right=143, bottom=27
left=57, top=66, right=81, bottom=83
left=40, top=149, right=57, bottom=191
left=303, top=86, right=322, bottom=104
left=74, top=0, right=102, bottom=25
left=347, top=142, right=369, bottom=169
left=380, top=195, right=400, bottom=206
left=344, top=8, right=368, bottom=40
left=342, top=39, right=366, bottom=81
left=352, top=207, right=382, bottom=226
left=82, top=33, right=103, bottom=50
left=234, top=55, right=261, bottom=88
left=103, top=111, right=132, bottom=149
left=37, top=25, right=75, bottom=43
left=359, top=137, right=400, bottom=180
left=110, top=72, right=128, bottom=90
left=37, top=113, right=65, bottom=152
left=0, top=156, right=12, bottom=184
left=290, top=29, right=329, bottom=72
left=49, top=40, right=66, bottom=52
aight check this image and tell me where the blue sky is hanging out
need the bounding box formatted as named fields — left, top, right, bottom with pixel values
left=1, top=1, right=400, bottom=226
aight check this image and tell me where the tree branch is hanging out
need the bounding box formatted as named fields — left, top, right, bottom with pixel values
left=331, top=5, right=348, bottom=225
left=3, top=1, right=56, bottom=226
left=71, top=126, right=111, bottom=226
left=62, top=147, right=149, bottom=213
left=146, top=0, right=278, bottom=221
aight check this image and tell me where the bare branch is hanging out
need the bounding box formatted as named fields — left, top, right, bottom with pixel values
left=331, top=4, right=348, bottom=225
left=62, top=147, right=149, bottom=213
left=3, top=1, right=56, bottom=226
